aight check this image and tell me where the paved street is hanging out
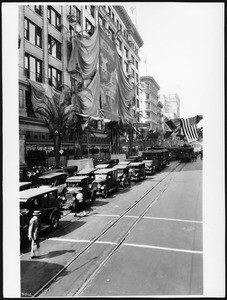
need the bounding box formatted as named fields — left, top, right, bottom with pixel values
left=20, top=159, right=203, bottom=297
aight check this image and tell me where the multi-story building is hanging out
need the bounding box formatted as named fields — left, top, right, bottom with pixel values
left=159, top=93, right=180, bottom=119
left=139, top=75, right=160, bottom=131
left=18, top=5, right=143, bottom=167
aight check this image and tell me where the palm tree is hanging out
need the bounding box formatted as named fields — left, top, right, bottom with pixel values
left=34, top=90, right=79, bottom=167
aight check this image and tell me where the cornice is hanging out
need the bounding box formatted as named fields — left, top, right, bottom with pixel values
left=113, top=6, right=144, bottom=48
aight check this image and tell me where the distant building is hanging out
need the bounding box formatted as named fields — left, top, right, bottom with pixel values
left=139, top=75, right=160, bottom=131
left=159, top=94, right=180, bottom=119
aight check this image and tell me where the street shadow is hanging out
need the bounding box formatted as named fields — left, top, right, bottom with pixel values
left=48, top=220, right=87, bottom=238
left=21, top=260, right=69, bottom=297
left=35, top=249, right=75, bottom=259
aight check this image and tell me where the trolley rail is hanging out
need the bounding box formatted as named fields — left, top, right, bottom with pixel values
left=32, top=161, right=185, bottom=297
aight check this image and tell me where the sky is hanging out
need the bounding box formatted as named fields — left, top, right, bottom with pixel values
left=124, top=2, right=224, bottom=121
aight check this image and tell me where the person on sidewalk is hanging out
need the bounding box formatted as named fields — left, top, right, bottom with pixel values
left=28, top=210, right=41, bottom=259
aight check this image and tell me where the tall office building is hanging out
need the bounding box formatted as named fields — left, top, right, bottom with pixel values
left=159, top=94, right=180, bottom=119
left=139, top=75, right=160, bottom=131
left=18, top=5, right=143, bottom=167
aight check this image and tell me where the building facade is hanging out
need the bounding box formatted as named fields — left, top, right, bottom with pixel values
left=159, top=93, right=180, bottom=119
left=139, top=75, right=160, bottom=131
left=18, top=5, right=143, bottom=167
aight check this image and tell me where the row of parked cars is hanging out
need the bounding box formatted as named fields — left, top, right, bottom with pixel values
left=19, top=156, right=156, bottom=248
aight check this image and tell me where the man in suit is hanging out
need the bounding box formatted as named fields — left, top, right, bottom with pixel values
left=28, top=210, right=41, bottom=259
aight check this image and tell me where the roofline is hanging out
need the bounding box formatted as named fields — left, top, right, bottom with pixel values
left=140, top=76, right=160, bottom=89
left=113, top=6, right=144, bottom=48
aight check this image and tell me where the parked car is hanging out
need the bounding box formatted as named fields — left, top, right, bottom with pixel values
left=95, top=159, right=119, bottom=168
left=19, top=181, right=32, bottom=191
left=117, top=161, right=131, bottom=166
left=142, top=160, right=155, bottom=175
left=36, top=172, right=67, bottom=194
left=95, top=163, right=112, bottom=170
left=42, top=166, right=78, bottom=177
left=129, top=162, right=146, bottom=182
left=92, top=168, right=119, bottom=198
left=125, top=156, right=143, bottom=163
left=113, top=165, right=131, bottom=188
left=20, top=186, right=62, bottom=248
left=75, top=168, right=96, bottom=184
left=59, top=176, right=96, bottom=211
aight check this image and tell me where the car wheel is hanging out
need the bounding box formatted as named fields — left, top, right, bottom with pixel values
left=102, top=187, right=108, bottom=198
left=50, top=213, right=59, bottom=230
left=91, top=191, right=96, bottom=204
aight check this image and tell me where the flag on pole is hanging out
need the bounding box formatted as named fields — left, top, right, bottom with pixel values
left=91, top=109, right=105, bottom=121
left=180, top=118, right=198, bottom=143
left=81, top=117, right=91, bottom=131
left=124, top=132, right=129, bottom=142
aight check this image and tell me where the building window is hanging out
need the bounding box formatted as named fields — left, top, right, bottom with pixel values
left=99, top=14, right=106, bottom=28
left=48, top=65, right=62, bottom=90
left=19, top=89, right=24, bottom=108
left=24, top=53, right=42, bottom=82
left=24, top=18, right=42, bottom=48
left=136, top=73, right=139, bottom=82
left=131, top=55, right=135, bottom=64
left=136, top=99, right=140, bottom=108
left=146, top=93, right=150, bottom=100
left=28, top=5, right=42, bottom=16
left=135, top=60, right=138, bottom=69
left=117, top=38, right=122, bottom=50
left=146, top=112, right=151, bottom=118
left=146, top=102, right=151, bottom=109
left=124, top=61, right=129, bottom=73
left=118, top=55, right=122, bottom=66
left=48, top=35, right=62, bottom=60
left=85, top=18, right=94, bottom=36
left=117, top=20, right=119, bottom=28
left=111, top=12, right=115, bottom=22
left=108, top=26, right=114, bottom=41
left=85, top=5, right=95, bottom=17
left=108, top=6, right=111, bottom=16
left=48, top=6, right=61, bottom=31
left=124, top=47, right=128, bottom=58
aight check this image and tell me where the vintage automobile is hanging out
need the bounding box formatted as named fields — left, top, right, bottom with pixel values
left=20, top=186, right=62, bottom=248
left=95, top=163, right=112, bottom=170
left=92, top=168, right=119, bottom=198
left=42, top=166, right=77, bottom=177
left=129, top=162, right=146, bottom=182
left=19, top=181, right=32, bottom=191
left=113, top=165, right=131, bottom=188
left=125, top=156, right=143, bottom=163
left=36, top=172, right=67, bottom=194
left=142, top=160, right=155, bottom=175
left=75, top=168, right=96, bottom=184
left=95, top=159, right=119, bottom=168
left=59, top=175, right=96, bottom=211
left=117, top=161, right=131, bottom=166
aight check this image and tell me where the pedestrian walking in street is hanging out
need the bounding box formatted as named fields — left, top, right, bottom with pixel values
left=28, top=210, right=41, bottom=259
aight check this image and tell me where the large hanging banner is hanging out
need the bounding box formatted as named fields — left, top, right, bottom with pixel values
left=99, top=27, right=119, bottom=121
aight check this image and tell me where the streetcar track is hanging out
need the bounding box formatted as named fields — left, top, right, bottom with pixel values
left=32, top=161, right=185, bottom=297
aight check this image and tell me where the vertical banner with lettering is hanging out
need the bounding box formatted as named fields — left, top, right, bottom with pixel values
left=99, top=27, right=119, bottom=120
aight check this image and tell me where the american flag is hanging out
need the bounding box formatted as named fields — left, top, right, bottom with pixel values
left=91, top=109, right=105, bottom=121
left=180, top=118, right=199, bottom=143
